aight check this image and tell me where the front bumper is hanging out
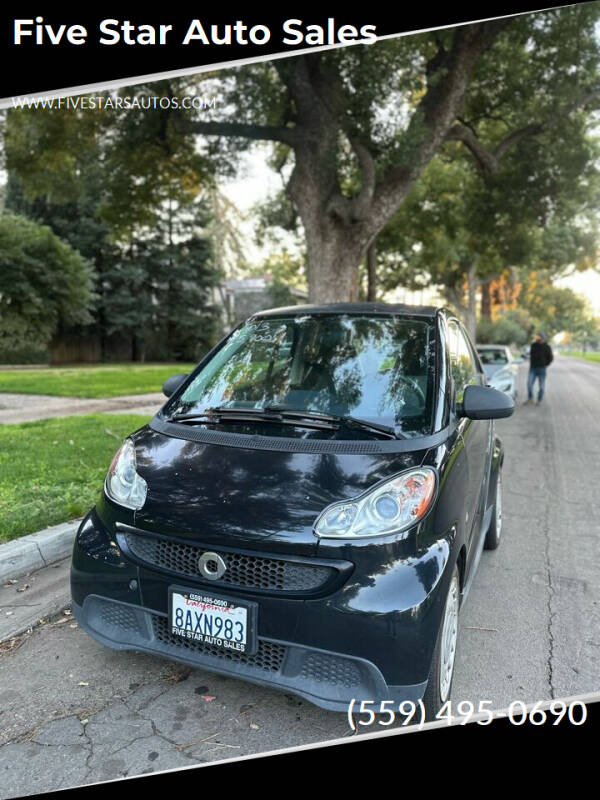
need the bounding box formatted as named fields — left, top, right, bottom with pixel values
left=71, top=509, right=454, bottom=712
left=72, top=595, right=426, bottom=711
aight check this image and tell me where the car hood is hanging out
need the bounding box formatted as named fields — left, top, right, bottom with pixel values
left=129, top=426, right=430, bottom=556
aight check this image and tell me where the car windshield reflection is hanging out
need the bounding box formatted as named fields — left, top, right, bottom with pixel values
left=166, top=314, right=436, bottom=437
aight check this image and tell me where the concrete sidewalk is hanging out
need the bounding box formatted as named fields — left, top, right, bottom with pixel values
left=0, top=519, right=79, bottom=643
left=0, top=392, right=164, bottom=424
left=0, top=558, right=71, bottom=643
left=0, top=520, right=81, bottom=585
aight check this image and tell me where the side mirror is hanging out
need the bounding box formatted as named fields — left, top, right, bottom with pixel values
left=459, top=384, right=514, bottom=420
left=162, top=373, right=189, bottom=398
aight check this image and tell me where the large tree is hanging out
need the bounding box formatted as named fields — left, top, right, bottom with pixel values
left=3, top=93, right=219, bottom=360
left=5, top=161, right=121, bottom=358
left=173, top=4, right=600, bottom=303
left=103, top=195, right=219, bottom=362
left=519, top=276, right=592, bottom=338
left=0, top=212, right=93, bottom=351
left=374, top=112, right=600, bottom=336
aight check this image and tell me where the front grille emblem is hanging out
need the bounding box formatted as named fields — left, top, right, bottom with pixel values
left=197, top=551, right=227, bottom=581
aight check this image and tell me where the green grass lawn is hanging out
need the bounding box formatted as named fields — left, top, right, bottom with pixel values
left=0, top=414, right=150, bottom=542
left=0, top=363, right=195, bottom=398
left=562, top=350, right=600, bottom=363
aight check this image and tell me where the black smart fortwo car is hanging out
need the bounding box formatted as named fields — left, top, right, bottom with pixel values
left=71, top=304, right=514, bottom=716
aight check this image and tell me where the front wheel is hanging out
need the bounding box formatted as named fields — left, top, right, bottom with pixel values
left=484, top=467, right=503, bottom=550
left=422, top=565, right=460, bottom=719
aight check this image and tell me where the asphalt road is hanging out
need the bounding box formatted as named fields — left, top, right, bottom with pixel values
left=1, top=355, right=598, bottom=797
left=453, top=355, right=600, bottom=704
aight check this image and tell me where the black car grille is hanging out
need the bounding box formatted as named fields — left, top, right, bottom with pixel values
left=300, top=652, right=362, bottom=689
left=152, top=615, right=286, bottom=672
left=123, top=532, right=334, bottom=593
left=99, top=600, right=143, bottom=636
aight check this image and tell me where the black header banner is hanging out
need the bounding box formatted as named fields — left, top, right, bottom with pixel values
left=0, top=4, right=580, bottom=102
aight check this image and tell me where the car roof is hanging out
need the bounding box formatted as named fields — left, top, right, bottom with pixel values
left=476, top=343, right=510, bottom=349
left=253, top=302, right=443, bottom=319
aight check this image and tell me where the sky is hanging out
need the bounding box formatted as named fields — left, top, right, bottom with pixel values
left=555, top=270, right=600, bottom=315
left=220, top=144, right=299, bottom=268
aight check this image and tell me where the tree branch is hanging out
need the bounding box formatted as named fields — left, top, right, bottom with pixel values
left=292, top=55, right=378, bottom=224
left=348, top=137, right=377, bottom=219
left=446, top=121, right=500, bottom=171
left=316, top=49, right=379, bottom=220
left=448, top=85, right=600, bottom=173
left=493, top=123, right=543, bottom=160
left=370, top=20, right=510, bottom=226
left=285, top=54, right=326, bottom=122
left=446, top=284, right=467, bottom=314
left=174, top=117, right=299, bottom=147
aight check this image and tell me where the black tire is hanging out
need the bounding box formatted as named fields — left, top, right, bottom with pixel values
left=484, top=467, right=503, bottom=550
left=422, top=565, right=460, bottom=720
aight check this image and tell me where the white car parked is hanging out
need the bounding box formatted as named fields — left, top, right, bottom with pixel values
left=476, top=344, right=521, bottom=400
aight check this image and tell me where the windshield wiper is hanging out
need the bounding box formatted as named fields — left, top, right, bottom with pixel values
left=167, top=407, right=337, bottom=431
left=264, top=405, right=406, bottom=439
left=339, top=416, right=405, bottom=439
left=170, top=407, right=270, bottom=422
left=168, top=405, right=405, bottom=439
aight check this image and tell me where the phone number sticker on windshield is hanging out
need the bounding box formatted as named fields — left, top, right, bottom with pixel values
left=169, top=588, right=258, bottom=655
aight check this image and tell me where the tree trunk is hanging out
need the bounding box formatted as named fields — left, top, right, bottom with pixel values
left=166, top=199, right=176, bottom=358
left=367, top=241, right=377, bottom=301
left=95, top=250, right=108, bottom=361
left=464, top=262, right=478, bottom=341
left=180, top=26, right=507, bottom=306
left=288, top=130, right=368, bottom=303
left=303, top=222, right=365, bottom=303
left=131, top=334, right=146, bottom=362
left=98, top=302, right=107, bottom=361
left=480, top=278, right=492, bottom=320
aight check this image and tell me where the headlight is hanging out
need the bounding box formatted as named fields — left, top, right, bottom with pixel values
left=104, top=439, right=147, bottom=510
left=314, top=467, right=436, bottom=539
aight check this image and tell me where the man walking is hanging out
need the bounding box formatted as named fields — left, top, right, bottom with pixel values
left=525, top=332, right=553, bottom=405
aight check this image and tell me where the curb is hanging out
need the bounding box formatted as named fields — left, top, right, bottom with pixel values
left=0, top=519, right=82, bottom=583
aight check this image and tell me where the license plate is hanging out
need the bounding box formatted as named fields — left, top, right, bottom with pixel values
left=168, top=588, right=257, bottom=655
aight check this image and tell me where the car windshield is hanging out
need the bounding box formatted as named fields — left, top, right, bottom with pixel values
left=165, top=314, right=436, bottom=437
left=478, top=348, right=509, bottom=365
